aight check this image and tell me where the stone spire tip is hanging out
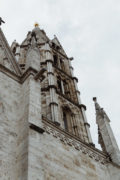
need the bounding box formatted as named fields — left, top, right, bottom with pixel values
left=34, top=22, right=39, bottom=28
left=93, top=97, right=97, bottom=102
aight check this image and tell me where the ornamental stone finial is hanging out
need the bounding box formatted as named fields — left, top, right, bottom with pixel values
left=0, top=17, right=5, bottom=26
left=34, top=22, right=39, bottom=27
left=93, top=97, right=97, bottom=102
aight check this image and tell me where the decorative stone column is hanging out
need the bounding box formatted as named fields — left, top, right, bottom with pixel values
left=44, top=43, right=60, bottom=126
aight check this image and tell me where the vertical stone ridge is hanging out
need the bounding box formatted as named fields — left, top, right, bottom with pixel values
left=43, top=42, right=60, bottom=125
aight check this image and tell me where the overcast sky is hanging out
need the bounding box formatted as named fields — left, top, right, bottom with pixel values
left=1, top=0, right=120, bottom=149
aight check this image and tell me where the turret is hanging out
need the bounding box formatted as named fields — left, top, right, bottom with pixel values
left=93, top=97, right=120, bottom=166
left=25, top=35, right=40, bottom=71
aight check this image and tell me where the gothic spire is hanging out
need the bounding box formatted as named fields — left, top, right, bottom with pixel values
left=93, top=97, right=120, bottom=166
left=93, top=97, right=110, bottom=122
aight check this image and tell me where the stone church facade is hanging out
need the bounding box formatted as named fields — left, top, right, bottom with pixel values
left=0, top=24, right=120, bottom=179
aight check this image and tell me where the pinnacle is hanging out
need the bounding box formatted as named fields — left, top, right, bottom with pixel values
left=93, top=97, right=97, bottom=102
left=93, top=97, right=101, bottom=111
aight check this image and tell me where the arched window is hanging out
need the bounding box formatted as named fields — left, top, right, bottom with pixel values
left=52, top=42, right=56, bottom=49
left=63, top=80, right=70, bottom=98
left=62, top=106, right=72, bottom=132
left=63, top=112, right=68, bottom=130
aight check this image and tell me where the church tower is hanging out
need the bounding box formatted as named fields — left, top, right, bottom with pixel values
left=0, top=23, right=120, bottom=180
left=13, top=24, right=93, bottom=145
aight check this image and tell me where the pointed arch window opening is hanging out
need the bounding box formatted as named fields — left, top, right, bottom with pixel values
left=57, top=77, right=72, bottom=100
left=62, top=107, right=74, bottom=133
left=57, top=76, right=62, bottom=93
left=63, top=111, right=68, bottom=130
left=52, top=42, right=56, bottom=49
left=53, top=55, right=58, bottom=66
left=53, top=53, right=66, bottom=72
left=71, top=113, right=78, bottom=136
left=63, top=80, right=71, bottom=98
left=60, top=58, right=65, bottom=71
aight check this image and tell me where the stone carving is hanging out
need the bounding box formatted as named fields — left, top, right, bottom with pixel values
left=43, top=121, right=109, bottom=165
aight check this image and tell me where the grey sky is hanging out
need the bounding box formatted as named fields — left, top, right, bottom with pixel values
left=1, top=0, right=120, bottom=149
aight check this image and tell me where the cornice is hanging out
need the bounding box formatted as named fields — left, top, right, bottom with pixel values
left=0, top=65, right=41, bottom=84
left=30, top=116, right=110, bottom=165
left=0, top=64, right=20, bottom=82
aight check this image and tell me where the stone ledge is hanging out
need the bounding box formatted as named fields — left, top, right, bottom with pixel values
left=30, top=123, right=45, bottom=134
left=0, top=64, right=20, bottom=82
left=0, top=65, right=45, bottom=84
left=29, top=117, right=110, bottom=165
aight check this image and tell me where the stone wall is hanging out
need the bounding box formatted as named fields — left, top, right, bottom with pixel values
left=0, top=71, right=120, bottom=180
left=0, top=71, right=28, bottom=179
left=0, top=71, right=31, bottom=179
left=28, top=127, right=120, bottom=180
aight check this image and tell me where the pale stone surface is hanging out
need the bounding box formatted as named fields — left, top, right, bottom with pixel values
left=94, top=99, right=120, bottom=166
left=0, top=26, right=120, bottom=180
left=0, top=72, right=27, bottom=179
left=28, top=129, right=120, bottom=180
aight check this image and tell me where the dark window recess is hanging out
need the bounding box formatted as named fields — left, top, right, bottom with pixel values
left=56, top=46, right=60, bottom=50
left=19, top=64, right=25, bottom=70
left=52, top=43, right=56, bottom=48
left=53, top=55, right=58, bottom=66
left=57, top=77, right=62, bottom=93
left=12, top=47, right=16, bottom=54
left=63, top=112, right=68, bottom=130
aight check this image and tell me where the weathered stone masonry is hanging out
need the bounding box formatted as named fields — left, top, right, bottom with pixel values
left=0, top=25, right=120, bottom=180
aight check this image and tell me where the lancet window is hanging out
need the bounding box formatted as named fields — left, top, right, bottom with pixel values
left=57, top=76, right=62, bottom=93
left=60, top=58, right=65, bottom=71
left=62, top=106, right=73, bottom=132
left=63, top=80, right=70, bottom=98
left=53, top=55, right=58, bottom=66
left=63, top=111, right=68, bottom=130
